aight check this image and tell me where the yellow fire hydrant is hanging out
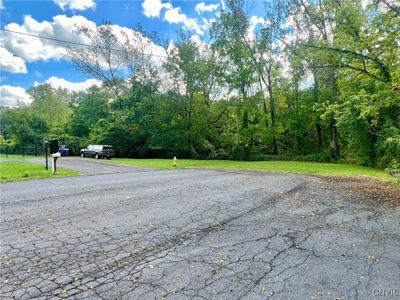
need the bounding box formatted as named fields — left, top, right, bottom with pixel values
left=173, top=156, right=177, bottom=167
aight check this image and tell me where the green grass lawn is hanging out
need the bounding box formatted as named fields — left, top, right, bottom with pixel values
left=109, top=158, right=395, bottom=182
left=0, top=161, right=79, bottom=182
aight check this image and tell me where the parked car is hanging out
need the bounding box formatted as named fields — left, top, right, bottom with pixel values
left=80, top=145, right=115, bottom=159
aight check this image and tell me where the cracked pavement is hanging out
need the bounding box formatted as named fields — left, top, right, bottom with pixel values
left=1, top=161, right=399, bottom=299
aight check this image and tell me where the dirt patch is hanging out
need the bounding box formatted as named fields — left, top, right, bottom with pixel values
left=309, top=175, right=400, bottom=206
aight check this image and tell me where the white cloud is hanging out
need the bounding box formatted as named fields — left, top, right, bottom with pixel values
left=53, top=0, right=95, bottom=11
left=361, top=0, right=373, bottom=9
left=41, top=76, right=102, bottom=92
left=142, top=1, right=206, bottom=36
left=0, top=85, right=33, bottom=107
left=195, top=2, right=219, bottom=14
left=1, top=14, right=167, bottom=69
left=142, top=0, right=171, bottom=18
left=300, top=71, right=314, bottom=89
left=249, top=16, right=266, bottom=31
left=0, top=47, right=27, bottom=73
left=108, top=23, right=168, bottom=72
left=1, top=15, right=95, bottom=62
left=247, top=16, right=267, bottom=41
left=189, top=35, right=211, bottom=56
left=1, top=14, right=168, bottom=90
left=190, top=35, right=202, bottom=45
left=164, top=7, right=204, bottom=35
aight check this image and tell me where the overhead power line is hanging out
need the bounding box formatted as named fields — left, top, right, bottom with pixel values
left=0, top=28, right=169, bottom=58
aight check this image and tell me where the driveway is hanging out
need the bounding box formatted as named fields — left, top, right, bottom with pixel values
left=0, top=164, right=399, bottom=299
left=22, top=156, right=152, bottom=175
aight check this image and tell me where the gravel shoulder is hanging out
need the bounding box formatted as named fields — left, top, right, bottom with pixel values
left=0, top=167, right=399, bottom=299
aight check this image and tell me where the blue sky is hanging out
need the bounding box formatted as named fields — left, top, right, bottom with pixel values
left=0, top=0, right=265, bottom=106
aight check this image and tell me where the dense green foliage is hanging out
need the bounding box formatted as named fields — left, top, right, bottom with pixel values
left=1, top=0, right=399, bottom=169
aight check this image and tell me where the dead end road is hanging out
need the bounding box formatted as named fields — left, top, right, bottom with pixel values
left=1, top=158, right=399, bottom=299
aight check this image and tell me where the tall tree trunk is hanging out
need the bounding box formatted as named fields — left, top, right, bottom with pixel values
left=312, top=68, right=323, bottom=153
left=240, top=85, right=247, bottom=100
left=316, top=123, right=322, bottom=153
left=328, top=69, right=339, bottom=157
left=267, top=70, right=278, bottom=155
left=302, top=0, right=339, bottom=157
left=257, top=75, right=269, bottom=128
left=294, top=84, right=302, bottom=154
left=330, top=123, right=339, bottom=158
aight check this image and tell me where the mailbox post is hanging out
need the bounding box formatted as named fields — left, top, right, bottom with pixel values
left=52, top=152, right=60, bottom=174
left=49, top=140, right=60, bottom=174
left=44, top=141, right=48, bottom=170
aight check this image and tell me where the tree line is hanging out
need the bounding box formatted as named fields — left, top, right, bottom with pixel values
left=1, top=0, right=399, bottom=168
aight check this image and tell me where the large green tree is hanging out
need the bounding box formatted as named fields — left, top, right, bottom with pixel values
left=70, top=87, right=111, bottom=137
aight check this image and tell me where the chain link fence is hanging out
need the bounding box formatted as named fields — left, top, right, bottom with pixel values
left=0, top=146, right=45, bottom=157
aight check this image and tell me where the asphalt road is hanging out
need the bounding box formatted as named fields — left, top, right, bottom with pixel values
left=1, top=158, right=399, bottom=299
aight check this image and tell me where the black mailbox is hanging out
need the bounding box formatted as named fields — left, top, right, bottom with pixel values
left=49, top=140, right=59, bottom=154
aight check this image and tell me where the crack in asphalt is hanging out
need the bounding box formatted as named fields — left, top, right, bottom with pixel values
left=0, top=169, right=399, bottom=299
